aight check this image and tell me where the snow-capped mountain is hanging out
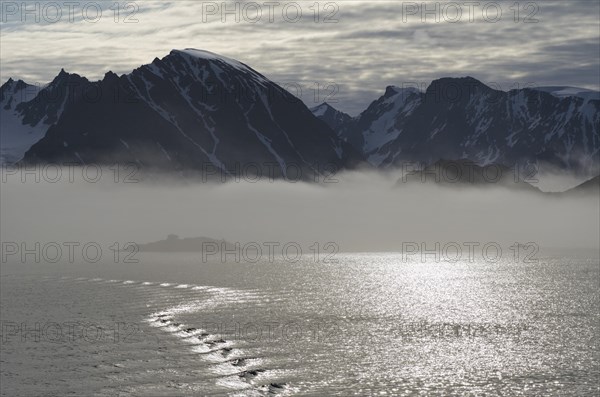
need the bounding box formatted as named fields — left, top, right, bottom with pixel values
left=337, top=86, right=423, bottom=166
left=337, top=77, right=599, bottom=174
left=310, top=102, right=351, bottom=132
left=1, top=79, right=38, bottom=164
left=1, top=71, right=89, bottom=164
left=15, top=49, right=360, bottom=177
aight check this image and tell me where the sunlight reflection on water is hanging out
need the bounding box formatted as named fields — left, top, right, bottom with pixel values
left=1, top=252, right=598, bottom=395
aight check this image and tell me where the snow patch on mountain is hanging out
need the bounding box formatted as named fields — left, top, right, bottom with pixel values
left=311, top=103, right=329, bottom=117
left=0, top=80, right=47, bottom=164
left=173, top=49, right=270, bottom=86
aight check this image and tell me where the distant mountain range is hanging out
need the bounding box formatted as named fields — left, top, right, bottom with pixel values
left=312, top=80, right=599, bottom=174
left=2, top=49, right=599, bottom=178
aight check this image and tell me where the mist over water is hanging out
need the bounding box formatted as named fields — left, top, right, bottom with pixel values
left=1, top=168, right=598, bottom=252
left=1, top=167, right=599, bottom=396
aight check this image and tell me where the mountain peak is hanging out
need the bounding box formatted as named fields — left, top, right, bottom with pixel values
left=1, top=78, right=30, bottom=96
left=385, top=85, right=400, bottom=97
left=384, top=85, right=421, bottom=98
left=50, top=68, right=70, bottom=84
left=311, top=102, right=345, bottom=117
left=311, top=101, right=333, bottom=111
left=14, top=79, right=28, bottom=90
left=425, top=76, right=493, bottom=100
left=310, top=102, right=352, bottom=132
left=103, top=70, right=120, bottom=82
left=1, top=78, right=15, bottom=94
left=428, top=76, right=488, bottom=88
left=47, top=69, right=87, bottom=89
left=170, top=48, right=246, bottom=68
left=166, top=48, right=269, bottom=85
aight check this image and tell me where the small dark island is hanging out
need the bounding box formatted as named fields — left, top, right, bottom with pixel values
left=135, top=234, right=235, bottom=252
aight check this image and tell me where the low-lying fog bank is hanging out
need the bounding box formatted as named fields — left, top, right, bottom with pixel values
left=1, top=168, right=598, bottom=254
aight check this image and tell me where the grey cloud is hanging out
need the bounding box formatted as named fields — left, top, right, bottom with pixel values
left=1, top=0, right=598, bottom=114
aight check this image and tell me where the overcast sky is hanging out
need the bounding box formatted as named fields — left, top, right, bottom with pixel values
left=1, top=0, right=599, bottom=115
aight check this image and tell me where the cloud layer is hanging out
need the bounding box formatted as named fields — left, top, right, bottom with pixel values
left=1, top=0, right=599, bottom=114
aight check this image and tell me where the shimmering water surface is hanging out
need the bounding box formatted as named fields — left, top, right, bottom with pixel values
left=1, top=253, right=599, bottom=396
